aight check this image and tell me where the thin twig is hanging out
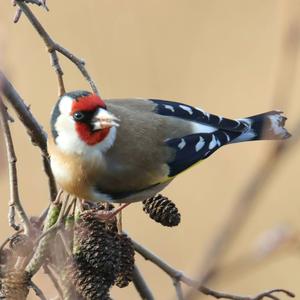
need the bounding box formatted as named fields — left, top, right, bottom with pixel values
left=15, top=1, right=99, bottom=96
left=13, top=0, right=49, bottom=9
left=33, top=191, right=65, bottom=246
left=13, top=7, right=22, bottom=23
left=132, top=239, right=294, bottom=300
left=132, top=265, right=155, bottom=300
left=58, top=230, right=72, bottom=257
left=43, top=264, right=64, bottom=300
left=30, top=281, right=47, bottom=300
left=0, top=73, right=57, bottom=201
left=173, top=279, right=184, bottom=300
left=0, top=98, right=31, bottom=234
left=25, top=192, right=63, bottom=276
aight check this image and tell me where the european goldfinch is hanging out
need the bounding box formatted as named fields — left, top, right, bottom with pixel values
left=49, top=91, right=290, bottom=204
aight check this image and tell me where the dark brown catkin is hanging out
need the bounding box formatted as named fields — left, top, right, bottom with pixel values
left=143, top=194, right=181, bottom=227
left=66, top=254, right=112, bottom=300
left=115, top=233, right=135, bottom=288
left=0, top=271, right=30, bottom=300
left=67, top=209, right=120, bottom=299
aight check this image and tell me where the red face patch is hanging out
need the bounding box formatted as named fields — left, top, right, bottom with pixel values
left=71, top=94, right=106, bottom=114
left=75, top=123, right=110, bottom=145
left=71, top=94, right=110, bottom=145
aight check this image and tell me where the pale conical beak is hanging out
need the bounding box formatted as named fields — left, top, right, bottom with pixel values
left=91, top=108, right=120, bottom=131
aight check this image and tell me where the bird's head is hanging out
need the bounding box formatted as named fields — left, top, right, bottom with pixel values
left=51, top=91, right=119, bottom=155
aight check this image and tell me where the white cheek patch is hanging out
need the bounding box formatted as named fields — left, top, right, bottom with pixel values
left=59, top=96, right=73, bottom=115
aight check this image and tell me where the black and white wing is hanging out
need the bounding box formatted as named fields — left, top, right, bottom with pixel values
left=150, top=99, right=248, bottom=177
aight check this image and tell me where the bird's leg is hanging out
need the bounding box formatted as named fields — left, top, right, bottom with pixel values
left=96, top=203, right=130, bottom=221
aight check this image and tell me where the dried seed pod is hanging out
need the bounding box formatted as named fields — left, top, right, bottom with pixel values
left=143, top=194, right=181, bottom=227
left=0, top=271, right=30, bottom=300
left=59, top=263, right=84, bottom=300
left=68, top=209, right=121, bottom=299
left=76, top=212, right=121, bottom=281
left=9, top=234, right=33, bottom=257
left=116, top=233, right=135, bottom=288
left=66, top=254, right=113, bottom=300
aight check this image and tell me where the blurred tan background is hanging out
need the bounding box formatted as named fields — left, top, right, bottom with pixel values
left=1, top=0, right=300, bottom=299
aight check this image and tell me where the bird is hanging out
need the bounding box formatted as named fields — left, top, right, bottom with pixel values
left=49, top=90, right=290, bottom=212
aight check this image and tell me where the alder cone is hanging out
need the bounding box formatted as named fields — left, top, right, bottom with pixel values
left=0, top=271, right=29, bottom=300
left=143, top=194, right=181, bottom=227
left=115, top=233, right=135, bottom=288
left=68, top=209, right=120, bottom=299
left=75, top=211, right=121, bottom=280
left=66, top=255, right=113, bottom=300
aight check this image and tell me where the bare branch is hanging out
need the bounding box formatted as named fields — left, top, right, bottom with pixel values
left=200, top=287, right=295, bottom=300
left=43, top=264, right=64, bottom=300
left=132, top=239, right=294, bottom=300
left=0, top=73, right=57, bottom=201
left=0, top=98, right=31, bottom=234
left=15, top=1, right=99, bottom=96
left=14, top=0, right=49, bottom=9
left=132, top=265, right=155, bottom=300
left=13, top=7, right=22, bottom=23
left=173, top=279, right=184, bottom=300
left=30, top=281, right=47, bottom=300
left=25, top=191, right=68, bottom=277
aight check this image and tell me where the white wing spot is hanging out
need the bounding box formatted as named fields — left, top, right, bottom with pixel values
left=164, top=105, right=175, bottom=112
left=209, top=134, right=220, bottom=150
left=195, top=136, right=205, bottom=152
left=224, top=132, right=231, bottom=142
left=178, top=138, right=186, bottom=150
left=195, top=107, right=210, bottom=118
left=179, top=105, right=193, bottom=115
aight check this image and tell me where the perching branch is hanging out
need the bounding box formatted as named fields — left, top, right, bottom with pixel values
left=132, top=239, right=294, bottom=300
left=15, top=0, right=99, bottom=96
left=0, top=98, right=31, bottom=235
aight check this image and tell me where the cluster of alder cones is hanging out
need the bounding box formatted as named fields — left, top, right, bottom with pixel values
left=0, top=195, right=181, bottom=299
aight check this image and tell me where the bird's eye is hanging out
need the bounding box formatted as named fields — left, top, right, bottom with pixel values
left=73, top=111, right=85, bottom=121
